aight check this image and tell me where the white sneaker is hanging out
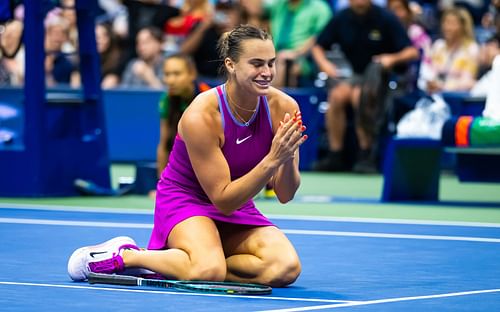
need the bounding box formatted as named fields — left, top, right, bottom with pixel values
left=67, top=236, right=139, bottom=281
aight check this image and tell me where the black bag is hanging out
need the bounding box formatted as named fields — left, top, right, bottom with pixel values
left=357, top=62, right=389, bottom=137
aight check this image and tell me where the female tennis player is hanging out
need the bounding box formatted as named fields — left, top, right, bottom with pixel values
left=68, top=24, right=307, bottom=287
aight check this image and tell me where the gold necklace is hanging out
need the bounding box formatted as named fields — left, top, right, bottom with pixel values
left=226, top=91, right=258, bottom=126
left=231, top=102, right=254, bottom=126
left=226, top=91, right=257, bottom=113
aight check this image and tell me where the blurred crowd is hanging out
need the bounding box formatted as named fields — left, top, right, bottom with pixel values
left=0, top=0, right=499, bottom=173
left=0, top=0, right=496, bottom=90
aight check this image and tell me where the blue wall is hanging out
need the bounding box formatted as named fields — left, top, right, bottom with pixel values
left=0, top=87, right=326, bottom=170
left=102, top=89, right=163, bottom=162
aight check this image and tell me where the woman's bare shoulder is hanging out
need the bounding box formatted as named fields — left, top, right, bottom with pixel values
left=179, top=88, right=221, bottom=139
left=267, top=87, right=300, bottom=113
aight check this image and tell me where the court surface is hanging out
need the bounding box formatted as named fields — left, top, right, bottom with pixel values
left=1, top=172, right=500, bottom=311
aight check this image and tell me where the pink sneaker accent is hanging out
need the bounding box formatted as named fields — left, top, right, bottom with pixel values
left=67, top=236, right=139, bottom=281
left=88, top=243, right=138, bottom=274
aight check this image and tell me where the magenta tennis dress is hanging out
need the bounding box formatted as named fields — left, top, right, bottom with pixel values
left=148, top=84, right=275, bottom=250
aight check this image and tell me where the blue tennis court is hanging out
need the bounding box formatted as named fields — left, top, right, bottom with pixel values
left=2, top=203, right=500, bottom=311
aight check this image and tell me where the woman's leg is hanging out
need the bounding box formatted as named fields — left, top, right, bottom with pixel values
left=123, top=216, right=227, bottom=281
left=219, top=224, right=301, bottom=287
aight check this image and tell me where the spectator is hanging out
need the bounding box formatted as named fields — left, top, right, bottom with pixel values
left=418, top=7, right=479, bottom=93
left=156, top=54, right=211, bottom=177
left=311, top=0, right=418, bottom=173
left=263, top=0, right=333, bottom=87
left=162, top=0, right=212, bottom=55
left=44, top=15, right=80, bottom=87
left=95, top=22, right=127, bottom=88
left=180, top=0, right=241, bottom=80
left=121, top=26, right=165, bottom=89
left=0, top=19, right=24, bottom=85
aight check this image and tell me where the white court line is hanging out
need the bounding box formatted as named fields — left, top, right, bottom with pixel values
left=0, top=202, right=154, bottom=214
left=0, top=217, right=152, bottom=229
left=1, top=202, right=500, bottom=228
left=269, top=214, right=500, bottom=228
left=2, top=218, right=500, bottom=243
left=283, top=229, right=500, bottom=243
left=258, top=288, right=500, bottom=312
left=0, top=281, right=354, bottom=303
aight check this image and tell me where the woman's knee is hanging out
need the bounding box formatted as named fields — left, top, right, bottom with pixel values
left=188, top=259, right=227, bottom=282
left=263, top=256, right=302, bottom=287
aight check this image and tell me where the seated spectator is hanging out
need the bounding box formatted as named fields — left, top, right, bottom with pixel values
left=95, top=22, right=127, bottom=89
left=162, top=0, right=212, bottom=55
left=0, top=19, right=24, bottom=85
left=121, top=26, right=165, bottom=89
left=263, top=0, right=333, bottom=87
left=179, top=0, right=241, bottom=80
left=156, top=54, right=211, bottom=176
left=418, top=7, right=479, bottom=93
left=311, top=0, right=418, bottom=173
left=44, top=15, right=80, bottom=87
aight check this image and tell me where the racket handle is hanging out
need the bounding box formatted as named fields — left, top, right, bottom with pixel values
left=88, top=273, right=139, bottom=286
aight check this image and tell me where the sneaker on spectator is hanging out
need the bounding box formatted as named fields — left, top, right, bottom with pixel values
left=67, top=236, right=139, bottom=281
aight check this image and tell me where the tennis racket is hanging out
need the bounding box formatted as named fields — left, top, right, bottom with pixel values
left=87, top=272, right=272, bottom=295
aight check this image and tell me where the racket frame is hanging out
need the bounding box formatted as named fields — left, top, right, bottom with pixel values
left=87, top=272, right=272, bottom=295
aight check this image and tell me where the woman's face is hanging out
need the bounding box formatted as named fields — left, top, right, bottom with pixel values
left=163, top=58, right=195, bottom=96
left=229, top=38, right=276, bottom=96
left=442, top=13, right=463, bottom=43
left=45, top=24, right=68, bottom=52
left=95, top=25, right=110, bottom=54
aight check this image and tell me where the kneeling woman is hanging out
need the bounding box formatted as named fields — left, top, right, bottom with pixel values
left=68, top=25, right=308, bottom=287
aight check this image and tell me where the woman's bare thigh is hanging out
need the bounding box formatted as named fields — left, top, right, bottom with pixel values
left=168, top=216, right=226, bottom=265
